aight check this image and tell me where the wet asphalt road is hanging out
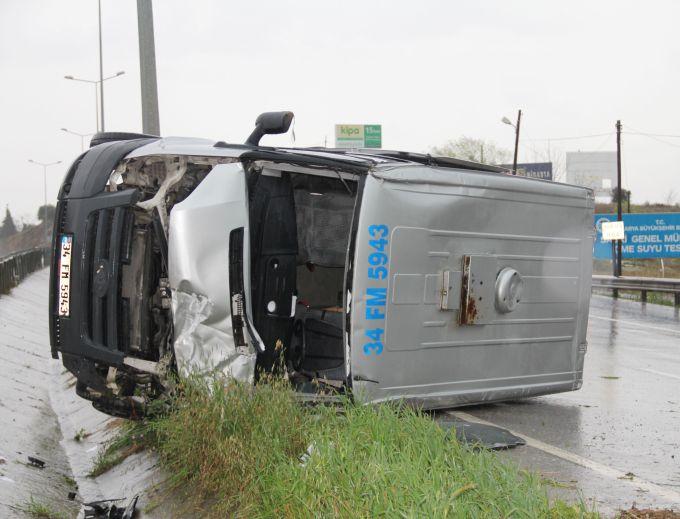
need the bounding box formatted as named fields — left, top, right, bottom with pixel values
left=445, top=294, right=680, bottom=515
left=1, top=271, right=678, bottom=517
left=0, top=270, right=165, bottom=518
left=0, top=270, right=80, bottom=518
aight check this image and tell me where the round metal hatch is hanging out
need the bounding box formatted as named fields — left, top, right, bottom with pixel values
left=495, top=267, right=524, bottom=313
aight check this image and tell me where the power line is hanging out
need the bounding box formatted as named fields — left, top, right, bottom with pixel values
left=593, top=133, right=615, bottom=151
left=624, top=126, right=680, bottom=149
left=524, top=132, right=611, bottom=142
left=632, top=134, right=680, bottom=148
left=523, top=129, right=680, bottom=144
left=625, top=130, right=680, bottom=138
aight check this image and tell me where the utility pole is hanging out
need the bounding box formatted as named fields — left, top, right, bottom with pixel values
left=137, top=0, right=161, bottom=135
left=98, top=0, right=105, bottom=131
left=480, top=143, right=485, bottom=163
left=615, top=120, right=623, bottom=277
left=512, top=110, right=522, bottom=175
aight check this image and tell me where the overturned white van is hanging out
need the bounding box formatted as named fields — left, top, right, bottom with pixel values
left=49, top=112, right=594, bottom=417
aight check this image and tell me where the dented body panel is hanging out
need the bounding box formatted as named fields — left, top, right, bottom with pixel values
left=168, top=163, right=256, bottom=382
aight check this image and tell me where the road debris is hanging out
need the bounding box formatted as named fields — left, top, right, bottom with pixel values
left=27, top=456, right=45, bottom=468
left=299, top=442, right=318, bottom=466
left=84, top=495, right=139, bottom=519
left=440, top=418, right=526, bottom=450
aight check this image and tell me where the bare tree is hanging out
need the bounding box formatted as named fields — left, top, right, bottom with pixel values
left=524, top=141, right=566, bottom=182
left=431, top=137, right=511, bottom=165
left=664, top=188, right=678, bottom=206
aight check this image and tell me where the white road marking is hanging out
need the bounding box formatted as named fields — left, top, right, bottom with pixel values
left=635, top=368, right=680, bottom=381
left=450, top=410, right=680, bottom=504
left=590, top=314, right=680, bottom=336
left=624, top=349, right=680, bottom=364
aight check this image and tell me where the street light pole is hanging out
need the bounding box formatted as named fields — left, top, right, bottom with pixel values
left=137, top=0, right=161, bottom=135
left=98, top=0, right=105, bottom=131
left=61, top=128, right=94, bottom=152
left=512, top=110, right=522, bottom=175
left=501, top=110, right=522, bottom=174
left=615, top=120, right=623, bottom=277
left=28, top=160, right=62, bottom=223
left=64, top=71, right=125, bottom=133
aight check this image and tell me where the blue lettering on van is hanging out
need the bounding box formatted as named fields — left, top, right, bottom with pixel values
left=366, top=287, right=386, bottom=308
left=363, top=225, right=389, bottom=356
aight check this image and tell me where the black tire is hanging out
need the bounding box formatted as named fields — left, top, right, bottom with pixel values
left=89, top=131, right=159, bottom=148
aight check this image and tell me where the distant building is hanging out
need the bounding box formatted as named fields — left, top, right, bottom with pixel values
left=565, top=151, right=616, bottom=203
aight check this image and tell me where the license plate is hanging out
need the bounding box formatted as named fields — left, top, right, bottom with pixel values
left=57, top=235, right=73, bottom=317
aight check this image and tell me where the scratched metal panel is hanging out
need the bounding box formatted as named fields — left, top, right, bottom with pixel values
left=350, top=165, right=594, bottom=409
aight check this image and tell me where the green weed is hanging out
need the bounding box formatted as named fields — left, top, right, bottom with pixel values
left=61, top=474, right=77, bottom=487
left=87, top=422, right=145, bottom=477
left=73, top=428, right=89, bottom=442
left=22, top=497, right=66, bottom=519
left=121, top=376, right=598, bottom=518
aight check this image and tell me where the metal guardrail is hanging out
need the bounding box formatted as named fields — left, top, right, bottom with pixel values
left=0, top=248, right=49, bottom=295
left=592, top=274, right=680, bottom=306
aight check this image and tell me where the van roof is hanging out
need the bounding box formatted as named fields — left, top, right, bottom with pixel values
left=124, top=135, right=509, bottom=175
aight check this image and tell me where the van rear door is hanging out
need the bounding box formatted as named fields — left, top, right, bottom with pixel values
left=350, top=167, right=593, bottom=408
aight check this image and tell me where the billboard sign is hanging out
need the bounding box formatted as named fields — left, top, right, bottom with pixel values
left=566, top=151, right=616, bottom=201
left=593, top=213, right=680, bottom=259
left=501, top=162, right=553, bottom=180
left=335, top=124, right=382, bottom=148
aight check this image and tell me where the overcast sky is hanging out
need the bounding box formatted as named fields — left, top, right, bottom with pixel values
left=2, top=0, right=680, bottom=224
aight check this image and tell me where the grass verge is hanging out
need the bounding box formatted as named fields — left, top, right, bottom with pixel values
left=22, top=496, right=66, bottom=519
left=104, top=377, right=597, bottom=518
left=87, top=422, right=145, bottom=477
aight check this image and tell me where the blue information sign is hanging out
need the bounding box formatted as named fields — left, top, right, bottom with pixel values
left=593, top=213, right=680, bottom=259
left=500, top=162, right=553, bottom=180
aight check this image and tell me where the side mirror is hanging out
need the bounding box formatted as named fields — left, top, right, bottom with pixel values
left=245, top=111, right=294, bottom=146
